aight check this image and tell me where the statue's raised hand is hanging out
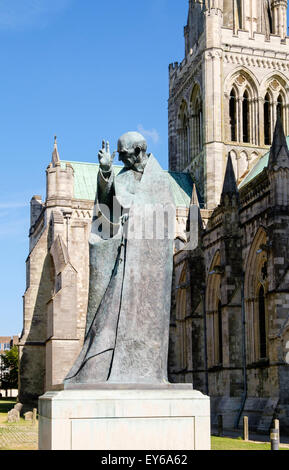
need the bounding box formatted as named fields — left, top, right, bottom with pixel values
left=98, top=140, right=116, bottom=172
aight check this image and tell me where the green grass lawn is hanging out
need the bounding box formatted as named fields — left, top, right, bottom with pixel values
left=212, top=436, right=289, bottom=451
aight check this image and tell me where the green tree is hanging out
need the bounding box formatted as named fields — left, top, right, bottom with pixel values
left=0, top=346, right=18, bottom=391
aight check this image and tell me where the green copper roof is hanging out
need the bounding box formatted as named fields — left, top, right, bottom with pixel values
left=61, top=160, right=194, bottom=207
left=167, top=171, right=195, bottom=207
left=239, top=136, right=289, bottom=189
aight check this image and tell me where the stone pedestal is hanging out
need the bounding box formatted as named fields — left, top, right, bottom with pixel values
left=38, top=384, right=210, bottom=450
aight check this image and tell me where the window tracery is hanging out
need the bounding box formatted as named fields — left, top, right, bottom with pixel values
left=244, top=228, right=269, bottom=363
left=206, top=252, right=223, bottom=367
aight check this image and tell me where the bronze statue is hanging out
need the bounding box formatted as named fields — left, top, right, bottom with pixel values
left=65, top=132, right=176, bottom=385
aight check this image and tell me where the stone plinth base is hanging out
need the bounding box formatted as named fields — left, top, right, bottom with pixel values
left=38, top=385, right=210, bottom=450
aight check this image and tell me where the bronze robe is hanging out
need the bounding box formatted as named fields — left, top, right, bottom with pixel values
left=65, top=155, right=175, bottom=385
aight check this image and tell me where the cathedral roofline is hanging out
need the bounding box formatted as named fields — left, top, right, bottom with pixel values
left=239, top=134, right=289, bottom=190
left=59, top=160, right=196, bottom=208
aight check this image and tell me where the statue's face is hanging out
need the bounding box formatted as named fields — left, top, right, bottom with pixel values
left=117, top=132, right=147, bottom=170
left=118, top=146, right=138, bottom=169
left=118, top=138, right=141, bottom=169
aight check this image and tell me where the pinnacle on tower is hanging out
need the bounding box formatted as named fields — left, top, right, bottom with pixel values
left=187, top=182, right=203, bottom=247
left=220, top=153, right=239, bottom=204
left=191, top=183, right=200, bottom=207
left=268, top=115, right=289, bottom=170
left=52, top=135, right=60, bottom=166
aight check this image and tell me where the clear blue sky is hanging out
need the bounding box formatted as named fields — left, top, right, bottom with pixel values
left=1, top=2, right=289, bottom=336
left=0, top=0, right=188, bottom=336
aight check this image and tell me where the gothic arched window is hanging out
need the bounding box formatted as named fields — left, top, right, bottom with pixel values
left=190, top=86, right=203, bottom=159
left=206, top=252, right=223, bottom=368
left=218, top=300, right=223, bottom=365
left=262, top=77, right=288, bottom=140
left=196, top=99, right=203, bottom=153
left=258, top=285, right=267, bottom=359
left=230, top=89, right=237, bottom=142
left=176, top=264, right=192, bottom=373
left=277, top=94, right=284, bottom=125
left=183, top=114, right=189, bottom=165
left=178, top=101, right=190, bottom=169
left=243, top=90, right=250, bottom=143
left=244, top=228, right=269, bottom=363
left=227, top=72, right=258, bottom=145
left=264, top=93, right=271, bottom=145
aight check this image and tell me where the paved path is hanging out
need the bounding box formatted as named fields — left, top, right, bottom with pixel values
left=0, top=423, right=38, bottom=450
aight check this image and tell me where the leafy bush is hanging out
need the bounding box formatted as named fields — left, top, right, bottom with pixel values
left=0, top=346, right=18, bottom=391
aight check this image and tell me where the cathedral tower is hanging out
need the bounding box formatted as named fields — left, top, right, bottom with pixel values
left=169, top=0, right=289, bottom=209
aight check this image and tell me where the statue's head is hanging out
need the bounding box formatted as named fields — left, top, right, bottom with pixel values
left=117, top=132, right=148, bottom=170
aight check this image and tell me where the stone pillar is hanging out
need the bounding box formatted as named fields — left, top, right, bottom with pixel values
left=237, top=97, right=242, bottom=144
left=259, top=97, right=265, bottom=146
left=203, top=44, right=224, bottom=208
left=271, top=0, right=288, bottom=39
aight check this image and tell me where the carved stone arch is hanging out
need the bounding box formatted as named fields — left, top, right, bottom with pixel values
left=175, top=261, right=191, bottom=371
left=264, top=87, right=274, bottom=102
left=177, top=99, right=190, bottom=169
left=241, top=80, right=256, bottom=102
left=189, top=83, right=203, bottom=159
left=229, top=86, right=238, bottom=142
left=224, top=67, right=259, bottom=96
left=176, top=262, right=189, bottom=321
left=239, top=150, right=249, bottom=179
left=249, top=151, right=259, bottom=170
left=244, top=227, right=267, bottom=296
left=206, top=251, right=221, bottom=312
left=224, top=68, right=259, bottom=145
left=244, top=227, right=269, bottom=363
left=230, top=82, right=239, bottom=99
left=206, top=250, right=223, bottom=367
left=177, top=99, right=189, bottom=126
left=260, top=71, right=289, bottom=98
left=190, top=83, right=202, bottom=109
left=260, top=72, right=289, bottom=141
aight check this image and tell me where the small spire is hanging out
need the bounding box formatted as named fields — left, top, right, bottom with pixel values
left=268, top=115, right=289, bottom=170
left=220, top=153, right=239, bottom=204
left=52, top=135, right=60, bottom=166
left=186, top=182, right=203, bottom=247
left=191, top=183, right=200, bottom=207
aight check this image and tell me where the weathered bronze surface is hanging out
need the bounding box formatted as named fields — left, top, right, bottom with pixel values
left=65, top=132, right=175, bottom=385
